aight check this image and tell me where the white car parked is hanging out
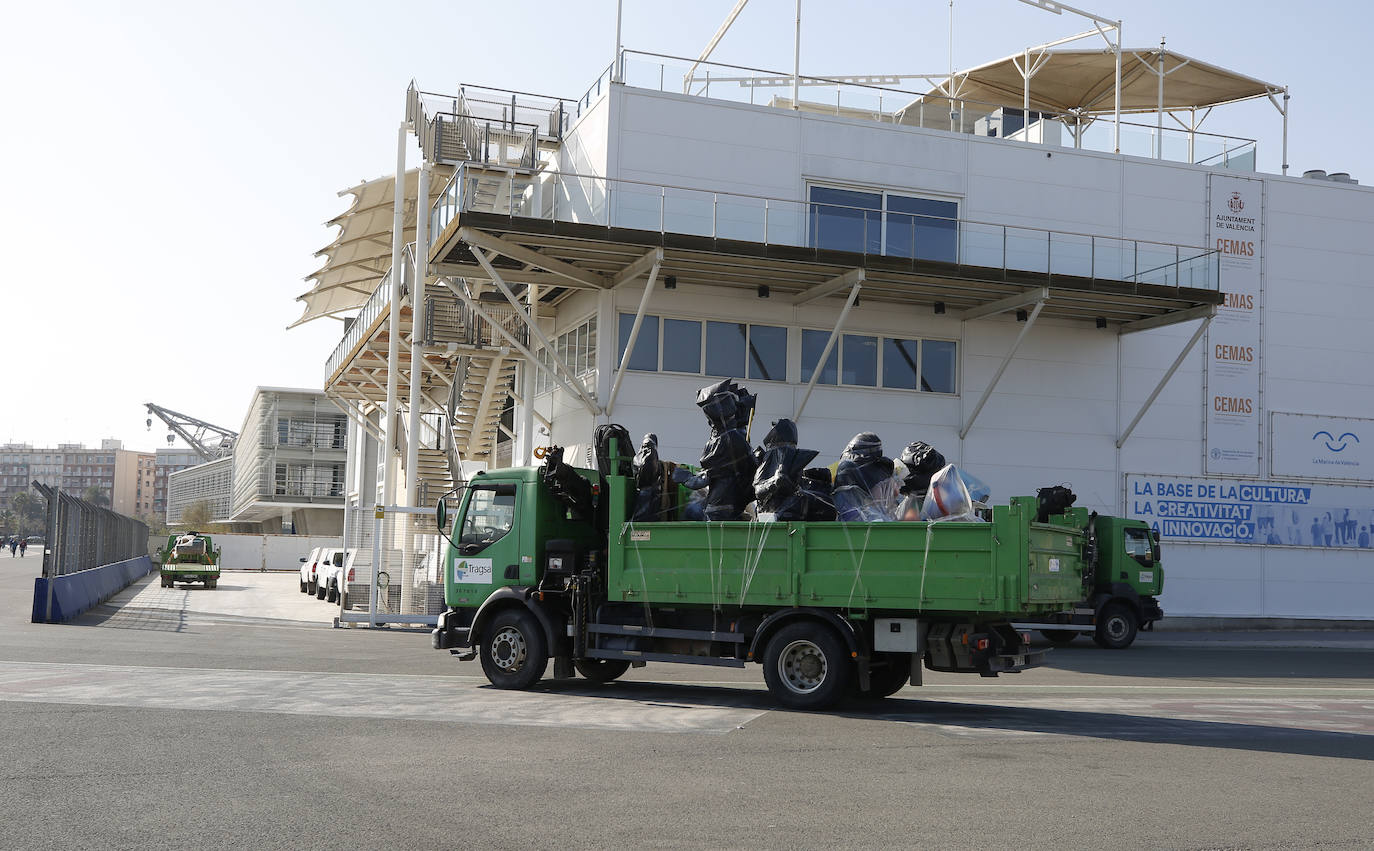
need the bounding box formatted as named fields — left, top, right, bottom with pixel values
left=314, top=548, right=347, bottom=602
left=299, top=547, right=323, bottom=595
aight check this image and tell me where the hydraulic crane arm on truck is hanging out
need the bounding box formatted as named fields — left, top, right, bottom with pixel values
left=430, top=438, right=1155, bottom=709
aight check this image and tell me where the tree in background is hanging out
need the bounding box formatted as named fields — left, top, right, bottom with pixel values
left=10, top=492, right=45, bottom=537
left=180, top=499, right=215, bottom=530
left=83, top=486, right=110, bottom=507
left=0, top=509, right=15, bottom=537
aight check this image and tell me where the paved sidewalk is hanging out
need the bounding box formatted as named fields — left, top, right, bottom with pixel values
left=105, top=572, right=334, bottom=626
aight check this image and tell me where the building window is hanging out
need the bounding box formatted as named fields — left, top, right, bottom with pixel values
left=808, top=185, right=958, bottom=263
left=536, top=315, right=598, bottom=396
left=618, top=314, right=787, bottom=381
left=802, top=329, right=957, bottom=394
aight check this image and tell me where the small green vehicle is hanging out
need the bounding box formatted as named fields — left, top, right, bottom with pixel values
left=159, top=532, right=222, bottom=589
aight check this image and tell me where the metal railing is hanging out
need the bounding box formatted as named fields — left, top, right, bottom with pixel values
left=33, top=482, right=149, bottom=578
left=325, top=245, right=415, bottom=381
left=617, top=50, right=1258, bottom=172
left=432, top=163, right=1220, bottom=291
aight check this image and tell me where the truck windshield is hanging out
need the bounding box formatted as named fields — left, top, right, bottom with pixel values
left=460, top=487, right=517, bottom=547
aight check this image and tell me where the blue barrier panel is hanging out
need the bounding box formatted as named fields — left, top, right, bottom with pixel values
left=32, top=555, right=156, bottom=623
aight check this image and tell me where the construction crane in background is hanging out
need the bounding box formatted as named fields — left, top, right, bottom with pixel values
left=144, top=403, right=238, bottom=463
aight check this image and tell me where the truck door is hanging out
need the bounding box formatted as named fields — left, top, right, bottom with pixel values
left=450, top=482, right=521, bottom=593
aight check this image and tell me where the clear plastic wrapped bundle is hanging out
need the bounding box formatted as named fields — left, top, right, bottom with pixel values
left=919, top=464, right=989, bottom=522
left=833, top=432, right=899, bottom=522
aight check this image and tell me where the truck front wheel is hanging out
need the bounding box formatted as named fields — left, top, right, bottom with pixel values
left=1093, top=603, right=1139, bottom=649
left=480, top=608, right=548, bottom=689
left=574, top=658, right=631, bottom=684
left=762, top=622, right=853, bottom=710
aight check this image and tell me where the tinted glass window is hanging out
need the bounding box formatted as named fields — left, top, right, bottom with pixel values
left=921, top=340, right=957, bottom=393
left=747, top=324, right=787, bottom=381
left=882, top=338, right=919, bottom=389
left=662, top=318, right=702, bottom=373
left=705, top=321, right=747, bottom=378
left=617, top=313, right=659, bottom=371
left=809, top=186, right=881, bottom=254
left=800, top=329, right=838, bottom=385
left=842, top=334, right=878, bottom=386
left=460, top=487, right=517, bottom=548
left=887, top=195, right=958, bottom=263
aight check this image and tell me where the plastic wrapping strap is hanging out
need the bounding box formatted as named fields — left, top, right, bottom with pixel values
left=841, top=522, right=875, bottom=612
left=736, top=512, right=773, bottom=607
left=624, top=521, right=655, bottom=629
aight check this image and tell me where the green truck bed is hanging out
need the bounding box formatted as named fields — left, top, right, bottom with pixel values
left=608, top=478, right=1085, bottom=618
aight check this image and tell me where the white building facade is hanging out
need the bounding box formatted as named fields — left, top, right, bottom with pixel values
left=306, top=33, right=1373, bottom=623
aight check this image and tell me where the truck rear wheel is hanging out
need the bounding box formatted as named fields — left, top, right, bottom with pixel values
left=762, top=621, right=853, bottom=710
left=1040, top=629, right=1077, bottom=645
left=856, top=653, right=911, bottom=700
left=480, top=608, right=548, bottom=689
left=574, top=658, right=631, bottom=684
left=1093, top=603, right=1138, bottom=649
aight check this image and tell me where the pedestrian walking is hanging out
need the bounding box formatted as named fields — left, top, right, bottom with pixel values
left=18, top=539, right=27, bottom=557
left=8, top=538, right=16, bottom=556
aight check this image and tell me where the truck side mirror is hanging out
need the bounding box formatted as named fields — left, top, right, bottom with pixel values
left=436, top=498, right=447, bottom=531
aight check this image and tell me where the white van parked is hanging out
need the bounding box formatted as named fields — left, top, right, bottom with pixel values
left=314, top=549, right=346, bottom=602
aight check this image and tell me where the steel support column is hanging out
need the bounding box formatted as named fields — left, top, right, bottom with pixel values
left=1117, top=311, right=1214, bottom=448
left=606, top=261, right=662, bottom=416
left=383, top=122, right=407, bottom=506
left=405, top=162, right=430, bottom=506
left=960, top=298, right=1046, bottom=439
left=794, top=275, right=863, bottom=421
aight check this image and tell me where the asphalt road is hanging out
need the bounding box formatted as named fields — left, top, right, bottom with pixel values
left=2, top=553, right=1372, bottom=850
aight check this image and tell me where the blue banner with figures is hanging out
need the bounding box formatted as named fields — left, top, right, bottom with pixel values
left=1126, top=474, right=1374, bottom=549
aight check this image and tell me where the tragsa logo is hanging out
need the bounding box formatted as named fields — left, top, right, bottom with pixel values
left=1312, top=431, right=1360, bottom=453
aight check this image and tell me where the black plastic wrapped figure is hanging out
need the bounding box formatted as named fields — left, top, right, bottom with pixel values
left=752, top=418, right=819, bottom=521
left=688, top=379, right=757, bottom=521
left=898, top=441, right=946, bottom=497
left=833, top=432, right=898, bottom=521
left=632, top=433, right=663, bottom=521
left=541, top=445, right=595, bottom=522
left=799, top=467, right=836, bottom=521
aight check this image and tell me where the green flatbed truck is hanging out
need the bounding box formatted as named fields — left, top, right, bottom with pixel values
left=431, top=444, right=1156, bottom=709
left=1014, top=512, right=1164, bottom=649
left=159, top=532, right=221, bottom=589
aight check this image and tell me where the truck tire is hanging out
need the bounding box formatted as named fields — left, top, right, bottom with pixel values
left=1093, top=603, right=1138, bottom=649
left=208, top=578, right=217, bottom=589
left=762, top=621, right=853, bottom=710
left=855, top=653, right=911, bottom=700
left=1040, top=629, right=1077, bottom=645
left=480, top=608, right=548, bottom=689
left=573, top=658, right=631, bottom=684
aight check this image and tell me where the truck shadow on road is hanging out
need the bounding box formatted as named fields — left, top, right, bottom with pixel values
left=533, top=680, right=1374, bottom=760
left=1039, top=644, right=1374, bottom=680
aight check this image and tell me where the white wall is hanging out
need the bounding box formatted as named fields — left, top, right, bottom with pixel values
left=528, top=84, right=1374, bottom=620
left=213, top=533, right=342, bottom=572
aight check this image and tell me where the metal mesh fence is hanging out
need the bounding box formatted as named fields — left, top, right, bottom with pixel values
left=339, top=506, right=444, bottom=625
left=32, top=482, right=150, bottom=578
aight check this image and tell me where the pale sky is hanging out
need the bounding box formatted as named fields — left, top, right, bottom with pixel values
left=2, top=0, right=1364, bottom=453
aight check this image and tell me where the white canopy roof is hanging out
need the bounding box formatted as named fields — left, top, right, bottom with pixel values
left=292, top=169, right=440, bottom=328
left=901, top=47, right=1284, bottom=119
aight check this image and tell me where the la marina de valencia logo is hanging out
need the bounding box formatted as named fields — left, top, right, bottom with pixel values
left=1313, top=430, right=1360, bottom=453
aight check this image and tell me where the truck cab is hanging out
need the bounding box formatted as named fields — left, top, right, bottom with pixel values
left=1026, top=512, right=1164, bottom=649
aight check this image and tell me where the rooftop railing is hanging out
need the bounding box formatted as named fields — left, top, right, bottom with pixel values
left=432, top=163, right=1220, bottom=292
left=617, top=50, right=1258, bottom=173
